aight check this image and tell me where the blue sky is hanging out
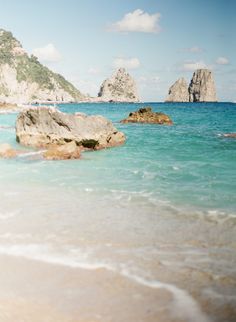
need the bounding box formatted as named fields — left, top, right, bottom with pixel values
left=0, top=0, right=235, bottom=101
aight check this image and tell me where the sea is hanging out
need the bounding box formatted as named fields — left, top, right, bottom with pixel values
left=0, top=102, right=235, bottom=322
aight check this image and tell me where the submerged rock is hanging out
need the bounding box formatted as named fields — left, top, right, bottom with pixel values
left=121, top=107, right=173, bottom=125
left=165, top=78, right=189, bottom=102
left=98, top=68, right=139, bottom=102
left=0, top=143, right=18, bottom=158
left=189, top=69, right=217, bottom=102
left=223, top=133, right=236, bottom=138
left=15, top=106, right=125, bottom=150
left=43, top=141, right=81, bottom=160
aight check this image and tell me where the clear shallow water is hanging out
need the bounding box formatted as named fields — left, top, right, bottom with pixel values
left=0, top=102, right=236, bottom=322
left=1, top=102, right=236, bottom=212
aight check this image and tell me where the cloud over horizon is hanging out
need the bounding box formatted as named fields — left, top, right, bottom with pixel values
left=182, top=60, right=208, bottom=71
left=110, top=9, right=161, bottom=33
left=216, top=57, right=229, bottom=65
left=32, top=43, right=62, bottom=62
left=113, top=57, right=141, bottom=69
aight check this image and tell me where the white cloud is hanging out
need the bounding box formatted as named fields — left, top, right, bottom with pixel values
left=111, top=9, right=161, bottom=33
left=32, top=43, right=62, bottom=62
left=183, top=46, right=203, bottom=53
left=182, top=60, right=208, bottom=71
left=113, top=57, right=140, bottom=69
left=216, top=57, right=229, bottom=65
left=71, top=78, right=98, bottom=97
left=138, top=75, right=161, bottom=90
left=88, top=67, right=100, bottom=75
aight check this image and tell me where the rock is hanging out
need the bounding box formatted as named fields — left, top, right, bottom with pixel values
left=165, top=78, right=189, bottom=102
left=98, top=68, right=139, bottom=102
left=223, top=133, right=236, bottom=138
left=189, top=69, right=217, bottom=102
left=121, top=107, right=173, bottom=125
left=16, top=106, right=126, bottom=150
left=165, top=69, right=217, bottom=102
left=43, top=142, right=81, bottom=160
left=0, top=143, right=17, bottom=158
left=0, top=29, right=86, bottom=104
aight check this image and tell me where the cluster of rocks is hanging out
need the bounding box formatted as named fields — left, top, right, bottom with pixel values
left=0, top=105, right=174, bottom=160
left=166, top=69, right=217, bottom=102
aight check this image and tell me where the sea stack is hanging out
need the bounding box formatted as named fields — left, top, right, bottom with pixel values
left=189, top=69, right=217, bottom=102
left=165, top=78, right=189, bottom=102
left=98, top=68, right=139, bottom=102
left=165, top=69, right=217, bottom=102
left=0, top=29, right=86, bottom=103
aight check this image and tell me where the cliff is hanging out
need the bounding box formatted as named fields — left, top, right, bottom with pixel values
left=0, top=29, right=86, bottom=103
left=98, top=68, right=139, bottom=102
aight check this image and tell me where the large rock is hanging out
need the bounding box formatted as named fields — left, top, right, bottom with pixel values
left=98, top=68, right=139, bottom=102
left=0, top=29, right=86, bottom=104
left=165, top=78, right=189, bottom=102
left=121, top=107, right=173, bottom=125
left=189, top=69, right=217, bottom=102
left=16, top=106, right=125, bottom=150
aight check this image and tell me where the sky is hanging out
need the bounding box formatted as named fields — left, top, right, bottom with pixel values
left=0, top=0, right=235, bottom=101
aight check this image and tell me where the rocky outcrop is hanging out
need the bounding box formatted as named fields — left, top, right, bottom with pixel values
left=98, top=68, right=139, bottom=102
left=0, top=29, right=86, bottom=104
left=16, top=106, right=125, bottom=150
left=43, top=142, right=81, bottom=160
left=121, top=107, right=173, bottom=125
left=166, top=69, right=217, bottom=102
left=165, top=78, right=189, bottom=102
left=189, top=69, right=217, bottom=102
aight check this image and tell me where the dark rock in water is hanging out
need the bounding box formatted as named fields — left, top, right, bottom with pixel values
left=223, top=133, right=236, bottom=138
left=16, top=106, right=126, bottom=150
left=120, top=106, right=173, bottom=125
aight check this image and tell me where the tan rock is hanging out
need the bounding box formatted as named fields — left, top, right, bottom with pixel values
left=165, top=78, right=189, bottom=102
left=189, top=69, right=217, bottom=102
left=98, top=68, right=139, bottom=102
left=121, top=107, right=173, bottom=125
left=16, top=106, right=126, bottom=150
left=43, top=142, right=81, bottom=160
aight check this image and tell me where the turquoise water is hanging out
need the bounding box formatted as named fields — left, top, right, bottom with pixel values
left=1, top=102, right=236, bottom=214
left=0, top=103, right=236, bottom=322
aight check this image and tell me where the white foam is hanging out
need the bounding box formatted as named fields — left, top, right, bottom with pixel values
left=17, top=150, right=46, bottom=158
left=0, top=243, right=210, bottom=322
left=0, top=210, right=19, bottom=220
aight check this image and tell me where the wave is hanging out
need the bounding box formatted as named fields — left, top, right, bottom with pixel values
left=0, top=243, right=210, bottom=322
